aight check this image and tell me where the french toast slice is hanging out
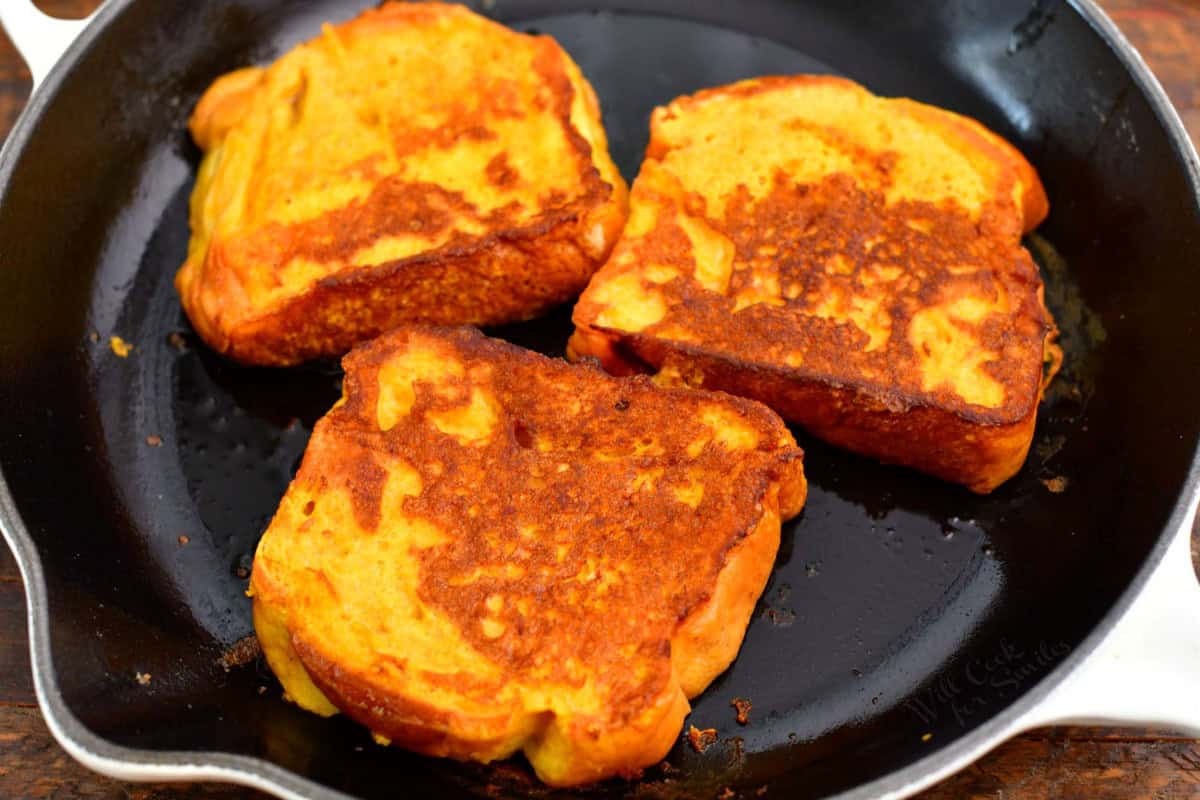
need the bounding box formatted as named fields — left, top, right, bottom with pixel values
left=250, top=325, right=806, bottom=786
left=178, top=2, right=627, bottom=366
left=570, top=75, right=1060, bottom=493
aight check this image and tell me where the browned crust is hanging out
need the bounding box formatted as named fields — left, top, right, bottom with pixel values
left=292, top=634, right=530, bottom=760
left=670, top=488, right=788, bottom=697
left=571, top=175, right=1055, bottom=424
left=570, top=325, right=1045, bottom=494
left=208, top=205, right=602, bottom=365
left=252, top=325, right=806, bottom=784
left=576, top=310, right=1046, bottom=427
left=179, top=3, right=627, bottom=366
left=571, top=74, right=1059, bottom=492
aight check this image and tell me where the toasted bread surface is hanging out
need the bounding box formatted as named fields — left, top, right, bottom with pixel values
left=570, top=75, right=1060, bottom=492
left=250, top=325, right=805, bottom=785
left=179, top=2, right=627, bottom=365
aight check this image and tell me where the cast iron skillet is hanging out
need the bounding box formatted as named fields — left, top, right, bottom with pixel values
left=1, top=1, right=1199, bottom=798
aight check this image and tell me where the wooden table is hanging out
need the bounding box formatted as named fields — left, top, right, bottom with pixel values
left=2, top=1, right=1199, bottom=797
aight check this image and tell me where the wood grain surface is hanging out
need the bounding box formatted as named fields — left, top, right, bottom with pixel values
left=1, top=0, right=1199, bottom=798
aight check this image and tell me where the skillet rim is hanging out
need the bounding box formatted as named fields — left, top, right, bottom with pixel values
left=0, top=1, right=1197, bottom=798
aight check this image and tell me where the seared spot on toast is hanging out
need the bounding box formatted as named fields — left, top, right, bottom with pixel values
left=630, top=170, right=1039, bottom=416
left=485, top=153, right=521, bottom=189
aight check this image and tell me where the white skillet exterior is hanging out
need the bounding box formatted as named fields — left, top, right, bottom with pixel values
left=0, top=2, right=90, bottom=86
left=0, top=1, right=1196, bottom=799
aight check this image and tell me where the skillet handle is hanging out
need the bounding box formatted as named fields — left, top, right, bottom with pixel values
left=1022, top=504, right=1200, bottom=735
left=0, top=1, right=94, bottom=90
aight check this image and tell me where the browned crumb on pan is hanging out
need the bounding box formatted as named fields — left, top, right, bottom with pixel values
left=135, top=671, right=152, bottom=686
left=110, top=335, right=133, bottom=358
left=145, top=434, right=163, bottom=447
left=177, top=535, right=190, bottom=545
left=687, top=725, right=718, bottom=753
left=731, top=697, right=752, bottom=725
left=1041, top=475, right=1069, bottom=494
left=218, top=634, right=263, bottom=672
left=764, top=607, right=796, bottom=627
left=167, top=331, right=189, bottom=351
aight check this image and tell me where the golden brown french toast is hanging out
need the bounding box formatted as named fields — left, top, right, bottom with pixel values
left=250, top=325, right=806, bottom=786
left=570, top=75, right=1060, bottom=493
left=178, top=2, right=627, bottom=366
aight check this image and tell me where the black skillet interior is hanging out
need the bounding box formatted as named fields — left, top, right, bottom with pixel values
left=0, top=1, right=1198, bottom=798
